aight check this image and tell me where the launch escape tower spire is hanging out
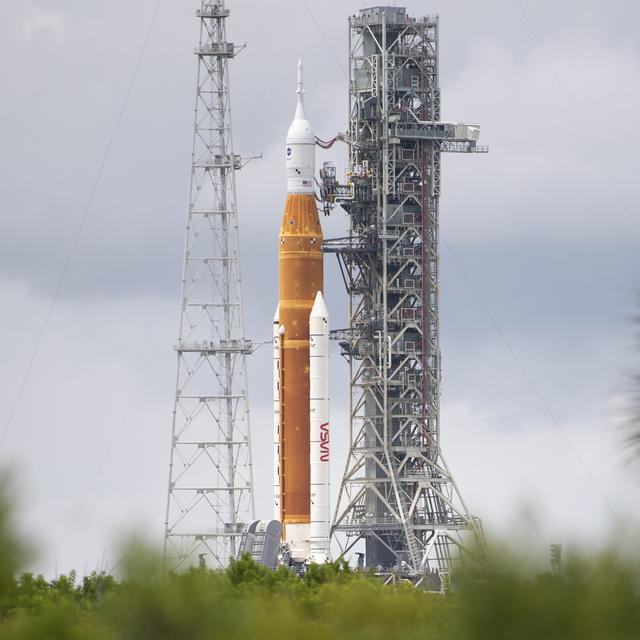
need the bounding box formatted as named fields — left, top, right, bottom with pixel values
left=324, top=7, right=487, bottom=588
left=164, top=0, right=254, bottom=570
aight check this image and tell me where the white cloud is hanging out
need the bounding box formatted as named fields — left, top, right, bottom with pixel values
left=0, top=276, right=177, bottom=575
left=442, top=399, right=640, bottom=557
left=22, top=6, right=65, bottom=42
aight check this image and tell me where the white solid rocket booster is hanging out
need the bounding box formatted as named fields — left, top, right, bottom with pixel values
left=309, top=290, right=330, bottom=563
left=273, top=305, right=281, bottom=522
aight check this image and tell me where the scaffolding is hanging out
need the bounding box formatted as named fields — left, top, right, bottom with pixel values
left=328, top=6, right=486, bottom=590
left=164, top=0, right=254, bottom=570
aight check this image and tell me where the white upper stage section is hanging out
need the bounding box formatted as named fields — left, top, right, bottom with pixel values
left=286, top=60, right=315, bottom=195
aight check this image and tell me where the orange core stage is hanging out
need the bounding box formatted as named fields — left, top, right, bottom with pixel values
left=278, top=192, right=323, bottom=531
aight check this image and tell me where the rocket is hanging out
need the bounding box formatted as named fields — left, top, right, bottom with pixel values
left=273, top=61, right=330, bottom=565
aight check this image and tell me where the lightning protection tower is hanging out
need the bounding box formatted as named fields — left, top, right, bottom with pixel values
left=326, top=6, right=487, bottom=590
left=164, top=0, right=254, bottom=570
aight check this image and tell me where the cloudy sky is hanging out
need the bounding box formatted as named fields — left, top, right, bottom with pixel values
left=1, top=0, right=639, bottom=576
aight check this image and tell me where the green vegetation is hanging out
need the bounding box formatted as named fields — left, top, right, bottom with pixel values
left=0, top=482, right=639, bottom=638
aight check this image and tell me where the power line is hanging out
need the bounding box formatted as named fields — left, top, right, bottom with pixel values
left=55, top=303, right=178, bottom=572
left=443, top=237, right=639, bottom=553
left=300, top=1, right=635, bottom=544
left=237, top=3, right=303, bottom=150
left=0, top=0, right=163, bottom=452
left=300, top=0, right=347, bottom=77
left=515, top=0, right=640, bottom=240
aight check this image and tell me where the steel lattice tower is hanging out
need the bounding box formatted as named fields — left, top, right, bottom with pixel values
left=164, top=0, right=254, bottom=570
left=328, top=7, right=487, bottom=589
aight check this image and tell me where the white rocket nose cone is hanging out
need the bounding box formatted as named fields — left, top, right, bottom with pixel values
left=287, top=59, right=314, bottom=145
left=310, top=290, right=329, bottom=320
left=286, top=59, right=315, bottom=194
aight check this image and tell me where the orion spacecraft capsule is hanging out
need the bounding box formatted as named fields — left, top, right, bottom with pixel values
left=273, top=61, right=331, bottom=564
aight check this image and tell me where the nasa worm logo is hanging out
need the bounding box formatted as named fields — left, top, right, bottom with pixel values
left=320, top=422, right=329, bottom=462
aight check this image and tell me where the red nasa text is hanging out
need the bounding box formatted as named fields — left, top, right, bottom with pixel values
left=320, top=422, right=329, bottom=462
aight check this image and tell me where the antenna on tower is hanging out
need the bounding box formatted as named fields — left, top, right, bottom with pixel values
left=164, top=0, right=255, bottom=571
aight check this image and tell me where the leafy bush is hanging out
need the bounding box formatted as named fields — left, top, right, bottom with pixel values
left=0, top=480, right=639, bottom=638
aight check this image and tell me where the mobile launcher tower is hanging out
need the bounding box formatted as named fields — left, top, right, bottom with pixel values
left=322, top=6, right=488, bottom=588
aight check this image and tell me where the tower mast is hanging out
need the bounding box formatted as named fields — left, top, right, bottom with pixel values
left=164, top=0, right=254, bottom=570
left=327, top=6, right=487, bottom=590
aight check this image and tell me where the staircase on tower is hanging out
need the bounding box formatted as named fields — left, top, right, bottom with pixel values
left=323, top=6, right=488, bottom=590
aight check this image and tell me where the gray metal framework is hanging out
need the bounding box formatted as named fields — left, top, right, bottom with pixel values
left=328, top=6, right=486, bottom=589
left=164, top=0, right=254, bottom=570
